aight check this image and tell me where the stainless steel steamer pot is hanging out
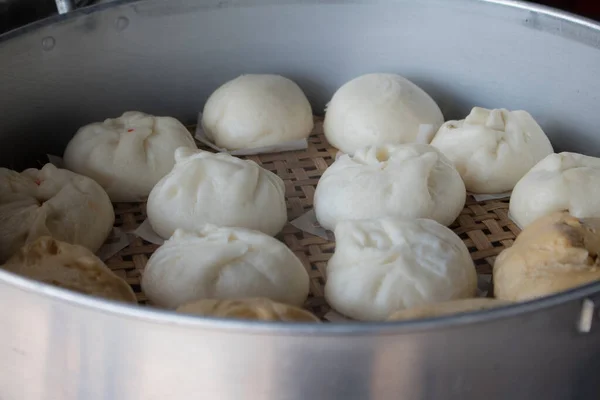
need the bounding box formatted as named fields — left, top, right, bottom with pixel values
left=1, top=1, right=600, bottom=399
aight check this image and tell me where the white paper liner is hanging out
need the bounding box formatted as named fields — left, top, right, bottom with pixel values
left=130, top=219, right=165, bottom=245
left=323, top=310, right=353, bottom=322
left=96, top=228, right=130, bottom=261
left=507, top=211, right=523, bottom=230
left=476, top=274, right=493, bottom=298
left=469, top=191, right=512, bottom=202
left=290, top=209, right=334, bottom=241
left=46, top=154, right=65, bottom=168
left=334, top=151, right=345, bottom=161
left=194, top=112, right=308, bottom=156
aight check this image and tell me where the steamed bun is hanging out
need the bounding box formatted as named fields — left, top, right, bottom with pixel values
left=431, top=107, right=553, bottom=193
left=147, top=148, right=287, bottom=239
left=141, top=226, right=310, bottom=309
left=494, top=212, right=600, bottom=301
left=63, top=111, right=197, bottom=202
left=2, top=237, right=136, bottom=303
left=509, top=152, right=600, bottom=228
left=202, top=74, right=313, bottom=150
left=176, top=298, right=320, bottom=322
left=0, top=164, right=114, bottom=263
left=323, top=73, right=444, bottom=154
left=324, top=218, right=477, bottom=321
left=313, top=144, right=466, bottom=231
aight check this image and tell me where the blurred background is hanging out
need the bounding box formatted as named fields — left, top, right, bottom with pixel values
left=0, top=0, right=599, bottom=35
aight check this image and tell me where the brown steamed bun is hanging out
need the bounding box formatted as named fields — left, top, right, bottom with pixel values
left=494, top=211, right=600, bottom=301
left=1, top=236, right=136, bottom=303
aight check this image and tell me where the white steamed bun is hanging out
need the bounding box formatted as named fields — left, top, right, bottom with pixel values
left=323, top=73, right=444, bottom=154
left=147, top=148, right=287, bottom=239
left=313, top=144, right=466, bottom=231
left=202, top=74, right=314, bottom=150
left=510, top=152, right=600, bottom=228
left=63, top=111, right=197, bottom=202
left=431, top=107, right=553, bottom=194
left=141, top=226, right=310, bottom=309
left=324, top=217, right=477, bottom=321
left=0, top=164, right=114, bottom=262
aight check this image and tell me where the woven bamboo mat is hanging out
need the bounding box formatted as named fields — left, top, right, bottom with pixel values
left=104, top=117, right=521, bottom=319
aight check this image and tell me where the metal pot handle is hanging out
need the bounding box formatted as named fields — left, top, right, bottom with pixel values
left=55, top=0, right=76, bottom=14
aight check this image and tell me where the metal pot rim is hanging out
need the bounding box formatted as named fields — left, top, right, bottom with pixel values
left=2, top=266, right=598, bottom=334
